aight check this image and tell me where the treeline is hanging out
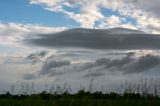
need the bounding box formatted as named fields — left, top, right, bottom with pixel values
left=1, top=79, right=160, bottom=106
left=1, top=90, right=160, bottom=106
left=0, top=90, right=159, bottom=100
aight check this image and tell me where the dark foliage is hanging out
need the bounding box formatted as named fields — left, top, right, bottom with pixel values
left=0, top=90, right=160, bottom=106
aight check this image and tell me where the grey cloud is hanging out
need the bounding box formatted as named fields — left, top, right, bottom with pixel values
left=147, top=25, right=160, bottom=33
left=39, top=59, right=71, bottom=75
left=104, top=52, right=135, bottom=69
left=26, top=50, right=48, bottom=64
left=80, top=52, right=134, bottom=71
left=26, top=54, right=42, bottom=64
left=124, top=54, right=160, bottom=74
left=135, top=0, right=160, bottom=18
left=37, top=51, right=48, bottom=57
left=28, top=28, right=160, bottom=50
left=106, top=52, right=135, bottom=56
left=80, top=54, right=160, bottom=74
left=43, top=60, right=71, bottom=69
left=23, top=73, right=36, bottom=80
left=23, top=59, right=71, bottom=80
left=23, top=53, right=160, bottom=80
left=83, top=71, right=105, bottom=78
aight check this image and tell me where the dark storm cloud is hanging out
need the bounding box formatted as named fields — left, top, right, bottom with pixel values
left=28, top=28, right=160, bottom=50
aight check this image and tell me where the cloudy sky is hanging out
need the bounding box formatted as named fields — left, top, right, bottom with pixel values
left=0, top=0, right=160, bottom=92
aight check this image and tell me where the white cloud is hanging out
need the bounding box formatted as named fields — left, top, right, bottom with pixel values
left=0, top=22, right=66, bottom=55
left=30, top=0, right=63, bottom=11
left=1, top=0, right=160, bottom=91
left=134, top=0, right=160, bottom=17
left=29, top=0, right=160, bottom=33
left=0, top=22, right=67, bottom=88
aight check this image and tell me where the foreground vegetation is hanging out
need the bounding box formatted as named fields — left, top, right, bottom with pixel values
left=0, top=79, right=160, bottom=106
left=0, top=90, right=160, bottom=106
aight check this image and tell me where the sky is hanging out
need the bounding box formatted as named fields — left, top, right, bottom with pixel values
left=1, top=0, right=160, bottom=93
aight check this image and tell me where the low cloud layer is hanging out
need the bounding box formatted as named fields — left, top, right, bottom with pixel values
left=24, top=53, right=160, bottom=80
left=39, top=59, right=71, bottom=76
left=81, top=54, right=160, bottom=76
left=29, top=28, right=160, bottom=50
left=26, top=50, right=48, bottom=64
